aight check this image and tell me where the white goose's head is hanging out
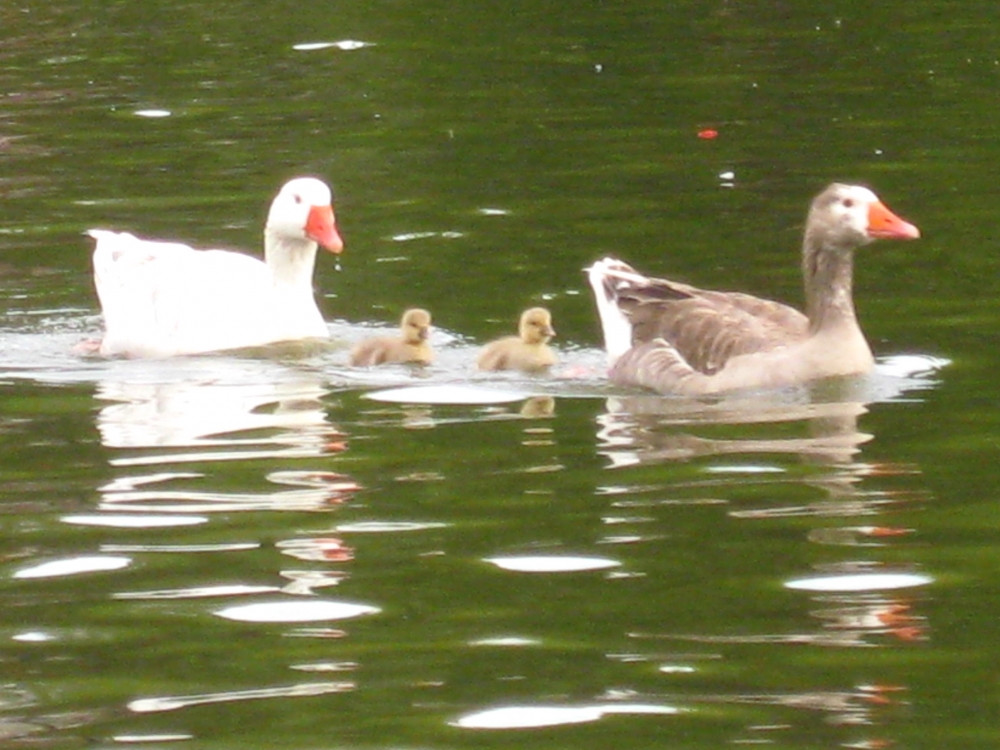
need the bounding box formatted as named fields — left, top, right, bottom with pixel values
left=809, top=183, right=920, bottom=250
left=266, top=177, right=344, bottom=253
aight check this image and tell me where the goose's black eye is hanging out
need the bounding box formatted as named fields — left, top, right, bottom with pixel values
left=843, top=198, right=854, bottom=208
left=293, top=194, right=302, bottom=205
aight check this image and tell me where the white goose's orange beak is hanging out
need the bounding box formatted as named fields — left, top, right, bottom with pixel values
left=306, top=204, right=344, bottom=253
left=867, top=201, right=920, bottom=240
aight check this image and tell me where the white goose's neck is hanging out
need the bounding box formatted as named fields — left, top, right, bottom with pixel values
left=264, top=230, right=319, bottom=290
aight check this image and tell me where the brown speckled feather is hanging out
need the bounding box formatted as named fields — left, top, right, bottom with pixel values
left=619, top=279, right=809, bottom=375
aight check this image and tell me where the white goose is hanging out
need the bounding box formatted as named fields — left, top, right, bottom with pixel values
left=89, top=177, right=343, bottom=357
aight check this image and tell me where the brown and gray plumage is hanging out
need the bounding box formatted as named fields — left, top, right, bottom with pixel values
left=587, top=184, right=920, bottom=395
left=349, top=308, right=433, bottom=366
left=477, top=307, right=558, bottom=372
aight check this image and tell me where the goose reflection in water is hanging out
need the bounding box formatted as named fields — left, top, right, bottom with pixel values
left=601, top=361, right=936, bottom=733
left=597, top=394, right=873, bottom=469
left=93, top=369, right=359, bottom=513
left=595, top=356, right=947, bottom=514
left=96, top=376, right=338, bottom=453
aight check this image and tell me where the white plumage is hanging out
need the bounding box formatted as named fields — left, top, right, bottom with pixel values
left=90, top=177, right=343, bottom=358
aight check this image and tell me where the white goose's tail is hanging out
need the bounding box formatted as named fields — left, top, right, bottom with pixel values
left=585, top=257, right=645, bottom=365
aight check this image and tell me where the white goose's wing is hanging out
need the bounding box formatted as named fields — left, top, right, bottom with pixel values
left=90, top=230, right=274, bottom=357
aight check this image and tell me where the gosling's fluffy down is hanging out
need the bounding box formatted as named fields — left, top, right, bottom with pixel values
left=476, top=307, right=557, bottom=373
left=350, top=308, right=434, bottom=366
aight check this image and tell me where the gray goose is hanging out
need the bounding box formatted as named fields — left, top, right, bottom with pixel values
left=349, top=308, right=434, bottom=366
left=587, top=184, right=920, bottom=395
left=477, top=307, right=558, bottom=372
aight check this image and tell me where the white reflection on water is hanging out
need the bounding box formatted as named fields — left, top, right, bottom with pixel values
left=483, top=556, right=621, bottom=573
left=334, top=521, right=449, bottom=533
left=468, top=636, right=541, bottom=646
left=293, top=40, right=372, bottom=51
left=290, top=661, right=358, bottom=672
left=279, top=569, right=349, bottom=595
left=807, top=525, right=915, bottom=547
left=96, top=376, right=335, bottom=452
left=275, top=537, right=354, bottom=562
left=214, top=599, right=381, bottom=623
left=451, top=702, right=679, bottom=729
left=13, top=555, right=131, bottom=579
left=127, top=681, right=353, bottom=714
left=785, top=572, right=933, bottom=592
left=113, top=733, right=194, bottom=743
left=61, top=514, right=208, bottom=528
left=365, top=384, right=531, bottom=405
left=89, top=367, right=361, bottom=513
left=98, top=481, right=358, bottom=513
left=101, top=542, right=259, bottom=553
left=12, top=631, right=56, bottom=643
left=114, top=584, right=279, bottom=601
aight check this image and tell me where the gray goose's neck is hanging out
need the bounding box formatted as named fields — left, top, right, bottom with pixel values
left=801, top=233, right=859, bottom=335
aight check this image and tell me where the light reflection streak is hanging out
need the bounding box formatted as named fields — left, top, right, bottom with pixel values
left=451, top=702, right=680, bottom=729
left=101, top=543, right=259, bottom=553
left=114, top=584, right=279, bottom=600
left=98, top=486, right=354, bottom=514
left=13, top=555, right=131, bottom=579
left=127, top=681, right=354, bottom=714
left=279, top=570, right=349, bottom=595
left=214, top=599, right=380, bottom=623
left=108, top=446, right=336, bottom=467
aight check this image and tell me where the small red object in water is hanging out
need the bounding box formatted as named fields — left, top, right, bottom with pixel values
left=698, top=129, right=718, bottom=139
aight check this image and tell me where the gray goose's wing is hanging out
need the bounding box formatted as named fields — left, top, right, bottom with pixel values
left=614, top=275, right=809, bottom=375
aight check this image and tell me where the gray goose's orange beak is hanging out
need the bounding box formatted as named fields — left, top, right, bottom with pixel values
left=867, top=201, right=920, bottom=240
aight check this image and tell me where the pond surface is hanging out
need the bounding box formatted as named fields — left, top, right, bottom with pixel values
left=2, top=1, right=1000, bottom=748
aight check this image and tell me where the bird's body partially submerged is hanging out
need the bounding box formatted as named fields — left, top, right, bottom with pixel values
left=477, top=307, right=558, bottom=373
left=90, top=177, right=343, bottom=358
left=350, top=308, right=434, bottom=366
left=587, top=184, right=920, bottom=395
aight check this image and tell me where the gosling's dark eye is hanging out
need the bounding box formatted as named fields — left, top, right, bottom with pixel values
left=843, top=198, right=854, bottom=208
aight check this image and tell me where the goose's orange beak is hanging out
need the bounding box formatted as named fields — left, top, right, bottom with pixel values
left=867, top=201, right=920, bottom=240
left=306, top=204, right=344, bottom=253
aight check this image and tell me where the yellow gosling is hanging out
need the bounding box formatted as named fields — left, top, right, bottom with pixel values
left=350, top=308, right=434, bottom=366
left=477, top=307, right=557, bottom=373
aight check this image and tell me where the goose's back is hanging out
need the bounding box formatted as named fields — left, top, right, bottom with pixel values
left=607, top=270, right=808, bottom=375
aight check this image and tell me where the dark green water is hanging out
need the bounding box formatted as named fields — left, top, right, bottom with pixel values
left=2, top=1, right=1000, bottom=748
